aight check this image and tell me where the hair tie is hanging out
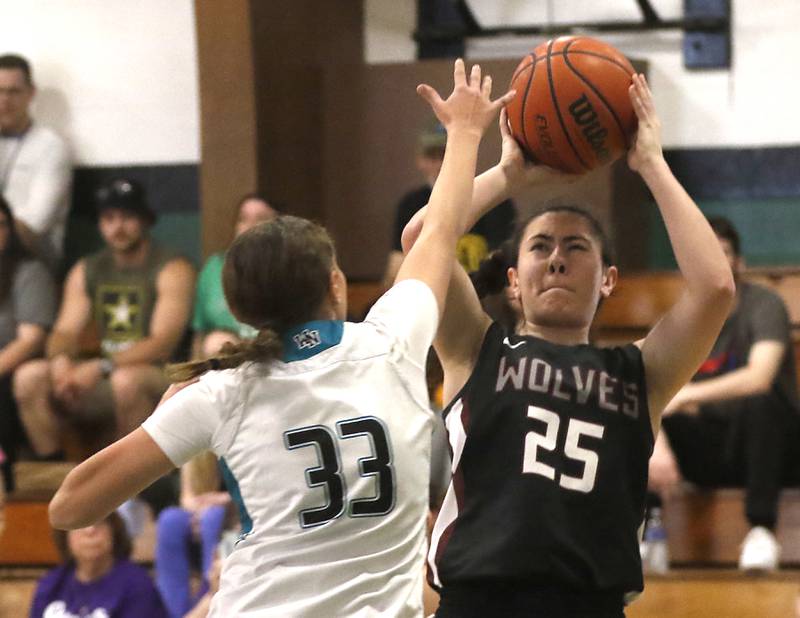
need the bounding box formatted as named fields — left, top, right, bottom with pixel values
left=208, top=358, right=221, bottom=370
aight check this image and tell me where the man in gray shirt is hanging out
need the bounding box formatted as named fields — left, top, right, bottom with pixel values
left=648, top=216, right=800, bottom=572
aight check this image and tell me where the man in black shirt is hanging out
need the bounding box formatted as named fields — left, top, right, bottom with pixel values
left=382, top=125, right=515, bottom=289
left=648, top=216, right=800, bottom=571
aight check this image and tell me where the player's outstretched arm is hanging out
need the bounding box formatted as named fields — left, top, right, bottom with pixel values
left=396, top=59, right=514, bottom=323
left=49, top=429, right=174, bottom=529
left=631, top=73, right=735, bottom=435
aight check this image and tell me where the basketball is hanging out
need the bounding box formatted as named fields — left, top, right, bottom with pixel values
left=506, top=36, right=637, bottom=174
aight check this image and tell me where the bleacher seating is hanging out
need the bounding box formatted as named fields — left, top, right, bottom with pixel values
left=665, top=487, right=800, bottom=567
left=594, top=267, right=800, bottom=353
left=4, top=272, right=800, bottom=616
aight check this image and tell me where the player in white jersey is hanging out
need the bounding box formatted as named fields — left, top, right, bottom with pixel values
left=48, top=60, right=516, bottom=617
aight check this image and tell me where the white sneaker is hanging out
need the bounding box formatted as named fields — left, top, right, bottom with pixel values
left=739, top=526, right=780, bottom=571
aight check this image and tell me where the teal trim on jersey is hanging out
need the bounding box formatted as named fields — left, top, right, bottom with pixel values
left=282, top=320, right=344, bottom=362
left=219, top=457, right=253, bottom=540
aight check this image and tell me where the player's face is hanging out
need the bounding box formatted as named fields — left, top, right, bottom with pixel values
left=510, top=212, right=616, bottom=331
left=67, top=521, right=114, bottom=566
left=0, top=69, right=33, bottom=133
left=234, top=198, right=277, bottom=238
left=99, top=208, right=147, bottom=254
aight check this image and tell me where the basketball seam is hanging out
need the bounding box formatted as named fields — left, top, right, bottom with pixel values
left=549, top=50, right=633, bottom=75
left=562, top=50, right=629, bottom=145
left=519, top=53, right=537, bottom=157
left=548, top=40, right=589, bottom=171
left=510, top=58, right=534, bottom=85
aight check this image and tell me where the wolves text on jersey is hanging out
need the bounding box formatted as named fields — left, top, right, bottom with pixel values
left=495, top=355, right=640, bottom=419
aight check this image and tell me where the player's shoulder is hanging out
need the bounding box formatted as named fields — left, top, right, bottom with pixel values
left=366, top=279, right=436, bottom=321
left=195, top=364, right=255, bottom=409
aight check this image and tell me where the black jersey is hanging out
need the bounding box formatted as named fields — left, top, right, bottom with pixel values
left=428, top=323, right=654, bottom=595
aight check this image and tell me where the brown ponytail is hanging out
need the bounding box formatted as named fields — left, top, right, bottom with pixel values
left=166, top=328, right=283, bottom=382
left=167, top=215, right=337, bottom=381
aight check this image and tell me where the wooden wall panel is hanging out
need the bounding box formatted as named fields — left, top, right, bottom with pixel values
left=194, top=0, right=259, bottom=258
left=250, top=1, right=364, bottom=223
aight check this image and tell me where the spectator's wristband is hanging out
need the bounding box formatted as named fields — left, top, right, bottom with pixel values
left=99, top=357, right=115, bottom=378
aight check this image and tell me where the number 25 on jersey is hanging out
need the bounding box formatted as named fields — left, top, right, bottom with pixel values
left=523, top=405, right=605, bottom=493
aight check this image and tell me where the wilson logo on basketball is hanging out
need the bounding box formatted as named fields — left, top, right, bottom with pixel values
left=535, top=114, right=555, bottom=153
left=568, top=94, right=610, bottom=162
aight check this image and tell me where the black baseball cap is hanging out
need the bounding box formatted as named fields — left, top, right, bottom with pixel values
left=95, top=178, right=156, bottom=225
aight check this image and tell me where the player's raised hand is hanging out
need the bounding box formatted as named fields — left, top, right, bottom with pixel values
left=627, top=73, right=664, bottom=173
left=497, top=108, right=578, bottom=189
left=416, top=58, right=516, bottom=138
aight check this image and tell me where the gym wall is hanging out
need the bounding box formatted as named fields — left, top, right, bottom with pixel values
left=365, top=0, right=800, bottom=270
left=0, top=0, right=201, bottom=267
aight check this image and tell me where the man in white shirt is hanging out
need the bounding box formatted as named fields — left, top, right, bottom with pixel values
left=0, top=53, right=71, bottom=271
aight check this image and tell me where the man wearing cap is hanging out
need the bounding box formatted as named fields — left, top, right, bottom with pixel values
left=13, top=178, right=195, bottom=458
left=380, top=123, right=516, bottom=291
left=0, top=53, right=71, bottom=271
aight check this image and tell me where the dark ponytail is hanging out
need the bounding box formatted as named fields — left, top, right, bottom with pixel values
left=469, top=240, right=514, bottom=299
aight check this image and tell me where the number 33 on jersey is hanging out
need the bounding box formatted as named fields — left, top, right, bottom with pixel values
left=284, top=416, right=396, bottom=528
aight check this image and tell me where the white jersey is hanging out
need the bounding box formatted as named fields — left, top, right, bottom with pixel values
left=143, top=279, right=438, bottom=617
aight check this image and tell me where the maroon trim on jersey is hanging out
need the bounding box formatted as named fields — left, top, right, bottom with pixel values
left=429, top=398, right=472, bottom=588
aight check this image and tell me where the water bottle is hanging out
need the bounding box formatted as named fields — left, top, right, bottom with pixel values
left=641, top=507, right=669, bottom=574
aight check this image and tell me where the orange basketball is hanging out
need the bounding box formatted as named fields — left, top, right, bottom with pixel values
left=506, top=36, right=637, bottom=174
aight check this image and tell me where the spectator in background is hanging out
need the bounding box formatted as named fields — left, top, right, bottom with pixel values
left=0, top=53, right=71, bottom=272
left=192, top=194, right=277, bottom=358
left=155, top=451, right=229, bottom=618
left=648, top=216, right=800, bottom=571
left=13, top=178, right=195, bottom=459
left=29, top=511, right=167, bottom=617
left=0, top=195, right=57, bottom=493
left=381, top=123, right=515, bottom=289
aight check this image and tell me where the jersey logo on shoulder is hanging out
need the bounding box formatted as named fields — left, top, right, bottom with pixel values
left=293, top=328, right=322, bottom=350
left=503, top=336, right=526, bottom=350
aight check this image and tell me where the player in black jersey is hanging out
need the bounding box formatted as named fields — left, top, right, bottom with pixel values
left=402, top=74, right=735, bottom=616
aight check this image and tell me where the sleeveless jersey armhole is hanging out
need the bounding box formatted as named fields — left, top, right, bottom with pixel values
left=622, top=342, right=655, bottom=452
left=441, top=322, right=504, bottom=418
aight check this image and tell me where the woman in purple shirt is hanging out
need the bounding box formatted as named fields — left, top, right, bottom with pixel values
left=30, top=511, right=166, bottom=618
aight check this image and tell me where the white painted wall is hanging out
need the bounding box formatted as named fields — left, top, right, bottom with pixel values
left=364, top=0, right=799, bottom=149
left=364, top=0, right=418, bottom=64
left=0, top=0, right=200, bottom=166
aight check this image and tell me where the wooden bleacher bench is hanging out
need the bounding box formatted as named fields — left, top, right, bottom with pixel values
left=664, top=487, right=800, bottom=567
left=1, top=462, right=155, bottom=569
left=594, top=267, right=800, bottom=356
